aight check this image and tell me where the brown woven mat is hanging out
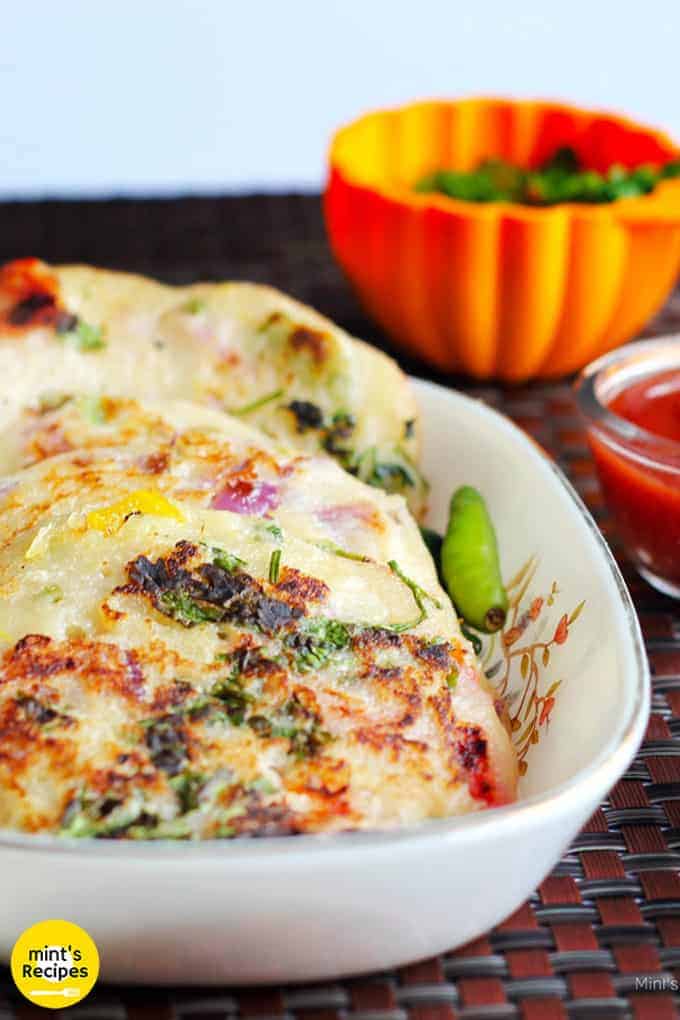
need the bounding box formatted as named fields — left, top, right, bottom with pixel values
left=1, top=194, right=680, bottom=1019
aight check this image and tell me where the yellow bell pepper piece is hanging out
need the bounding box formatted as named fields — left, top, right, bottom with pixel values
left=86, top=490, right=184, bottom=537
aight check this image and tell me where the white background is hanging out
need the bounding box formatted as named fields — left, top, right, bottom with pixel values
left=2, top=0, right=678, bottom=198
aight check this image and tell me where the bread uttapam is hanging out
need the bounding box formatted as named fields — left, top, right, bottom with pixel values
left=0, top=259, right=426, bottom=513
left=0, top=418, right=516, bottom=837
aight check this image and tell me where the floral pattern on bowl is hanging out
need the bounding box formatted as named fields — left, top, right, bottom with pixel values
left=485, top=557, right=584, bottom=775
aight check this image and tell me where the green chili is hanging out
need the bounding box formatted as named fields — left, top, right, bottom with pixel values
left=441, top=486, right=508, bottom=633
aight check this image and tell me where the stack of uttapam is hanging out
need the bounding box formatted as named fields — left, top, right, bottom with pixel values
left=0, top=259, right=517, bottom=838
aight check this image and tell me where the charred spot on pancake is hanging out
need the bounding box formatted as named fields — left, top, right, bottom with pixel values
left=8, top=292, right=56, bottom=326
left=27, top=421, right=74, bottom=461
left=53, top=311, right=79, bottom=334
left=287, top=400, right=324, bottom=433
left=15, top=693, right=66, bottom=727
left=89, top=760, right=159, bottom=798
left=362, top=665, right=403, bottom=683
left=352, top=627, right=403, bottom=651
left=455, top=724, right=493, bottom=803
left=4, top=634, right=77, bottom=680
left=229, top=799, right=301, bottom=838
left=123, top=542, right=303, bottom=634
left=275, top=567, right=329, bottom=610
left=129, top=540, right=199, bottom=589
left=274, top=692, right=333, bottom=759
left=289, top=325, right=329, bottom=365
left=123, top=541, right=200, bottom=600
left=233, top=646, right=282, bottom=679
left=409, top=639, right=452, bottom=670
left=285, top=755, right=350, bottom=799
left=0, top=259, right=75, bottom=333
left=456, top=725, right=487, bottom=771
left=257, top=311, right=282, bottom=331
left=251, top=596, right=299, bottom=632
left=2, top=634, right=146, bottom=703
left=0, top=691, right=73, bottom=765
left=354, top=726, right=428, bottom=757
left=322, top=411, right=356, bottom=461
left=151, top=679, right=195, bottom=713
left=144, top=713, right=188, bottom=776
left=139, top=449, right=171, bottom=475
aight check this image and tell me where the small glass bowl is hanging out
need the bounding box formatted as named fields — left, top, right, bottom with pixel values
left=575, top=337, right=680, bottom=598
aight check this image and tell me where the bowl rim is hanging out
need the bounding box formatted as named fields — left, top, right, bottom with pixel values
left=327, top=96, right=680, bottom=224
left=575, top=335, right=680, bottom=472
left=0, top=382, right=650, bottom=859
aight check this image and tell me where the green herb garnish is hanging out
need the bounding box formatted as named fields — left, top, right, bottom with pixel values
left=158, top=589, right=222, bottom=627
left=210, top=547, right=246, bottom=572
left=352, top=445, right=427, bottom=499
left=75, top=394, right=107, bottom=425
left=60, top=791, right=146, bottom=838
left=289, top=617, right=350, bottom=672
left=387, top=560, right=442, bottom=633
left=169, top=770, right=207, bottom=813
left=316, top=539, right=370, bottom=563
left=322, top=411, right=356, bottom=463
left=248, top=776, right=278, bottom=795
left=57, top=319, right=106, bottom=352
left=269, top=548, right=282, bottom=584
left=415, top=147, right=680, bottom=207
left=231, top=388, right=285, bottom=416
left=271, top=696, right=333, bottom=759
left=209, top=672, right=254, bottom=726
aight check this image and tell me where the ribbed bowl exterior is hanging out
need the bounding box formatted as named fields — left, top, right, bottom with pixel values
left=325, top=99, right=680, bottom=381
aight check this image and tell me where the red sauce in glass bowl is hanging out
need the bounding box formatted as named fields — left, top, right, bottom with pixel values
left=584, top=364, right=680, bottom=596
left=608, top=369, right=680, bottom=440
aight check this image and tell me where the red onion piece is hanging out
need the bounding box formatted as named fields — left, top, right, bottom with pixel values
left=211, top=479, right=279, bottom=516
left=317, top=502, right=376, bottom=525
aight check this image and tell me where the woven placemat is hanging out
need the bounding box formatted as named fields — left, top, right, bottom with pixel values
left=1, top=195, right=680, bottom=1020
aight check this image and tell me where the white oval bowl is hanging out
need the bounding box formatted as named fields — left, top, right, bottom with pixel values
left=0, top=380, right=649, bottom=985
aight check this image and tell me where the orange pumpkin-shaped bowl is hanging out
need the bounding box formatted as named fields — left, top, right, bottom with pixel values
left=325, top=98, right=680, bottom=381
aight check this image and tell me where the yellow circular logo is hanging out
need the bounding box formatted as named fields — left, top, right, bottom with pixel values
left=10, top=919, right=99, bottom=1009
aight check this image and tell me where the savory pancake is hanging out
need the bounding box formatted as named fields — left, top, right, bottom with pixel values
left=0, top=258, right=426, bottom=513
left=0, top=395, right=423, bottom=565
left=0, top=417, right=516, bottom=837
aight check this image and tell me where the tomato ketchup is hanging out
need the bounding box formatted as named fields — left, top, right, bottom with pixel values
left=609, top=370, right=680, bottom=441
left=584, top=363, right=680, bottom=596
